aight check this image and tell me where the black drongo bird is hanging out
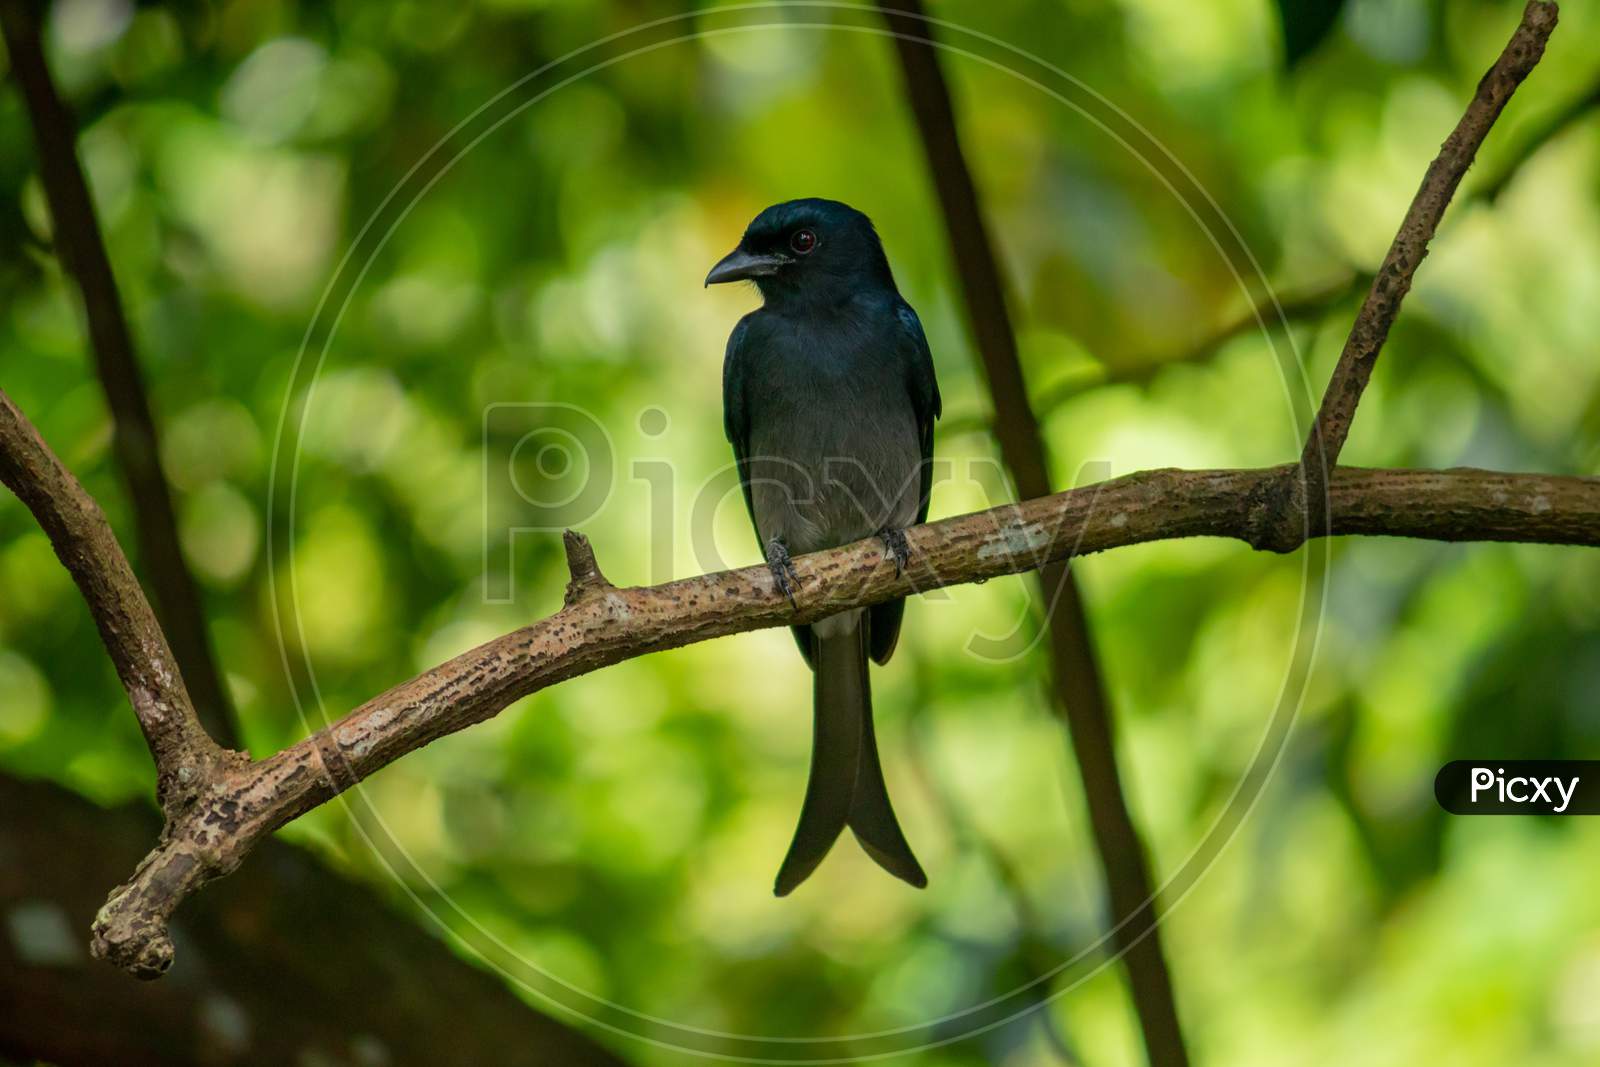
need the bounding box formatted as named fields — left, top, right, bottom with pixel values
left=706, top=198, right=941, bottom=896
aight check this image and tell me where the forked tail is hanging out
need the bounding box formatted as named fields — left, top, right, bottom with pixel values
left=773, top=620, right=926, bottom=896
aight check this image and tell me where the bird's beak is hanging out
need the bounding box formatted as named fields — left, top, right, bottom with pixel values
left=705, top=247, right=787, bottom=286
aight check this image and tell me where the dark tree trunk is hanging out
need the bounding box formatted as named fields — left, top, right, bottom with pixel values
left=0, top=775, right=628, bottom=1067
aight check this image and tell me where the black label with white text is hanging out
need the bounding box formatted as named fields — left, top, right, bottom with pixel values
left=1435, top=761, right=1600, bottom=815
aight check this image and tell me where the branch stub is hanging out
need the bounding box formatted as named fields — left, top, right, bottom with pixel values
left=562, top=530, right=611, bottom=605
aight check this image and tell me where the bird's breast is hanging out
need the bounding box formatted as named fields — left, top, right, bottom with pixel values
left=742, top=342, right=922, bottom=554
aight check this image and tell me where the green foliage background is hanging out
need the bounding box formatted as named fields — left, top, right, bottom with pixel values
left=3, top=0, right=1600, bottom=1063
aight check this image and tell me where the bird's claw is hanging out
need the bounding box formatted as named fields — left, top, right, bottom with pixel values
left=766, top=537, right=800, bottom=609
left=877, top=526, right=912, bottom=577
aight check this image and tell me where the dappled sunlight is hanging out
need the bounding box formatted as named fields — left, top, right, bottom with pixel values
left=1, top=0, right=1597, bottom=1063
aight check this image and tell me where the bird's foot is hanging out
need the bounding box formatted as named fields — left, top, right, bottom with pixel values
left=877, top=526, right=912, bottom=577
left=765, top=537, right=800, bottom=609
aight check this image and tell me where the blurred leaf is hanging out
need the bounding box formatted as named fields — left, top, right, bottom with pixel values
left=1275, top=0, right=1346, bottom=68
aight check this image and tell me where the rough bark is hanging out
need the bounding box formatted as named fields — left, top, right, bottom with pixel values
left=0, top=390, right=232, bottom=816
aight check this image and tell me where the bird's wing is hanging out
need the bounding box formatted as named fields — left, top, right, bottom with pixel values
left=895, top=302, right=942, bottom=525
left=722, top=313, right=759, bottom=525
left=726, top=313, right=817, bottom=665
left=870, top=302, right=941, bottom=666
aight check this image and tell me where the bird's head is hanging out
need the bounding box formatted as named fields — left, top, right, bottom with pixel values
left=705, top=198, right=895, bottom=304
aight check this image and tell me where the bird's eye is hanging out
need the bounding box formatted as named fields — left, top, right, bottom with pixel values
left=789, top=229, right=817, bottom=255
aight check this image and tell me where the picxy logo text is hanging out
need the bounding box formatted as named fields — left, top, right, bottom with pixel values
left=1435, top=760, right=1600, bottom=815
left=1469, top=766, right=1578, bottom=812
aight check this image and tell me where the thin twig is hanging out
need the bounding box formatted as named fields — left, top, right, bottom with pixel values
left=876, top=1, right=1192, bottom=1061
left=0, top=0, right=239, bottom=748
left=1296, top=0, right=1559, bottom=541
left=940, top=272, right=1370, bottom=439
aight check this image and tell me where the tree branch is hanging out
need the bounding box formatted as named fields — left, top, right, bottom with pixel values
left=10, top=379, right=1595, bottom=978
left=0, top=0, right=239, bottom=748
left=1296, top=0, right=1558, bottom=535
left=877, top=1, right=1191, bottom=1061
left=941, top=271, right=1370, bottom=439
left=0, top=390, right=230, bottom=817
